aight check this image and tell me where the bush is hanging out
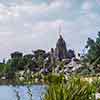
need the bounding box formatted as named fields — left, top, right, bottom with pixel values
left=43, top=76, right=96, bottom=100
left=43, top=74, right=65, bottom=84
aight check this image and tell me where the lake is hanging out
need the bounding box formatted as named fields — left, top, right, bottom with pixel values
left=0, top=85, right=46, bottom=100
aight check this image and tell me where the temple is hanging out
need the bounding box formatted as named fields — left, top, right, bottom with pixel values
left=55, top=35, right=67, bottom=61
left=49, top=28, right=75, bottom=62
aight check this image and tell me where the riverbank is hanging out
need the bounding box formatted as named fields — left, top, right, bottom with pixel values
left=0, top=73, right=100, bottom=85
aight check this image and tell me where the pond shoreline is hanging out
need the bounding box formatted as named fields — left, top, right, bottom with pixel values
left=0, top=79, right=48, bottom=86
left=0, top=74, right=100, bottom=85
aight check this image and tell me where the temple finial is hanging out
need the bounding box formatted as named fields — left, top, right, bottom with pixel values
left=58, top=24, right=62, bottom=37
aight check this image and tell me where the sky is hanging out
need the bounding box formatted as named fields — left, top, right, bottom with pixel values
left=0, top=0, right=100, bottom=59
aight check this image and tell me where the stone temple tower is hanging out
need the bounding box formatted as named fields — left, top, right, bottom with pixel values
left=55, top=34, right=67, bottom=61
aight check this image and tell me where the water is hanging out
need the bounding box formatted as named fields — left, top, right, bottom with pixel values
left=0, top=85, right=46, bottom=100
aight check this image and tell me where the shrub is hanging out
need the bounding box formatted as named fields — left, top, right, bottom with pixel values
left=43, top=76, right=96, bottom=100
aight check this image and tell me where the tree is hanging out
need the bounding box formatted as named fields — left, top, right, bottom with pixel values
left=85, top=32, right=100, bottom=65
left=10, top=51, right=24, bottom=71
left=33, top=49, right=46, bottom=59
left=23, top=54, right=36, bottom=71
left=67, top=49, right=76, bottom=59
left=33, top=49, right=47, bottom=68
left=0, top=63, right=11, bottom=77
left=11, top=51, right=23, bottom=59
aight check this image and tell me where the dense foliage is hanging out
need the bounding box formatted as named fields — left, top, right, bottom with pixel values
left=85, top=32, right=100, bottom=65
left=43, top=76, right=96, bottom=100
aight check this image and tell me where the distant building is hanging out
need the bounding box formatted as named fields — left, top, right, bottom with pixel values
left=55, top=35, right=67, bottom=61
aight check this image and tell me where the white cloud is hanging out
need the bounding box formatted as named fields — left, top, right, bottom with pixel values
left=0, top=0, right=99, bottom=58
left=32, top=20, right=64, bottom=34
left=82, top=1, right=92, bottom=10
left=96, top=0, right=100, bottom=5
left=81, top=0, right=96, bottom=14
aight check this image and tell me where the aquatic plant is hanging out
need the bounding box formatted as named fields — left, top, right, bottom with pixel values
left=27, top=86, right=33, bottom=100
left=14, top=88, right=20, bottom=100
left=14, top=86, right=34, bottom=100
left=43, top=76, right=96, bottom=100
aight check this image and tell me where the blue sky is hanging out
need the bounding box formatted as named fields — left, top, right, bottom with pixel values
left=0, top=0, right=100, bottom=59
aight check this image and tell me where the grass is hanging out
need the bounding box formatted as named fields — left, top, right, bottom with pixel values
left=43, top=76, right=96, bottom=100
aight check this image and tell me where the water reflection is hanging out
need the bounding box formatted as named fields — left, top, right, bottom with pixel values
left=0, top=85, right=45, bottom=100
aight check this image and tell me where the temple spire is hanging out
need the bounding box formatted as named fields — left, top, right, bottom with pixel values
left=55, top=25, right=67, bottom=60
left=58, top=24, right=62, bottom=37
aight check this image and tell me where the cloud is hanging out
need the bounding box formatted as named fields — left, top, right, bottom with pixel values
left=0, top=0, right=99, bottom=59
left=81, top=0, right=93, bottom=11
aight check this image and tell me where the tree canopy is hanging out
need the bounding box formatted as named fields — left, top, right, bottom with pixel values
left=85, top=32, right=100, bottom=65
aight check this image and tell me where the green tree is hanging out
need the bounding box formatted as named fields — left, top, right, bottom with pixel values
left=23, top=54, right=35, bottom=70
left=33, top=49, right=47, bottom=68
left=0, top=63, right=11, bottom=77
left=10, top=51, right=24, bottom=71
left=85, top=32, right=100, bottom=65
